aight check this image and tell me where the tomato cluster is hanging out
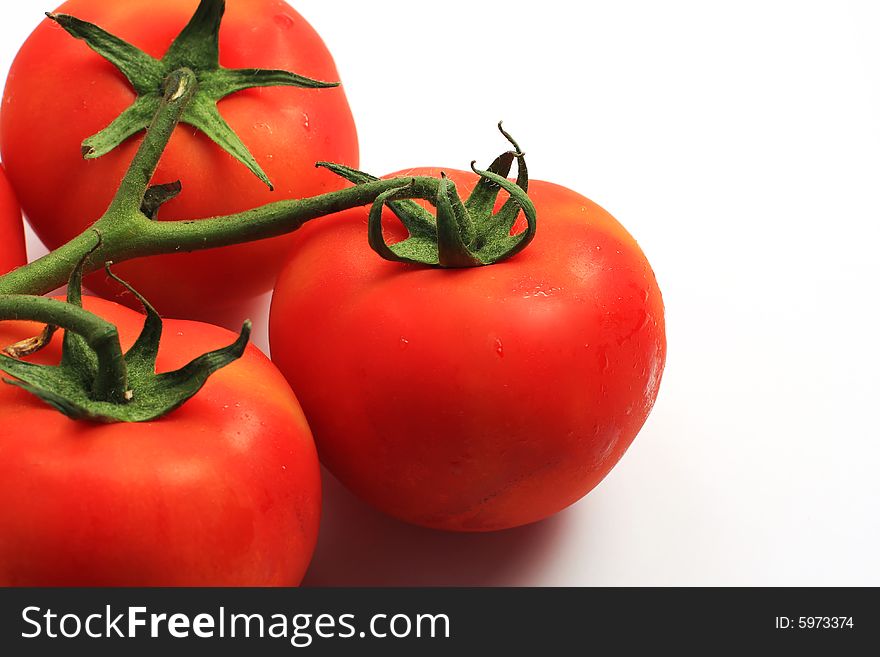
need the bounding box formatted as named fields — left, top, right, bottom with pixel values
left=0, top=0, right=665, bottom=584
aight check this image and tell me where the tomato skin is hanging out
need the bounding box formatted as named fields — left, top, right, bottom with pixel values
left=0, top=164, right=26, bottom=276
left=0, top=0, right=358, bottom=317
left=269, top=169, right=666, bottom=531
left=0, top=296, right=321, bottom=586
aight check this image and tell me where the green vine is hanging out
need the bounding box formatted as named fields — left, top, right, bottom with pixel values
left=0, top=0, right=538, bottom=422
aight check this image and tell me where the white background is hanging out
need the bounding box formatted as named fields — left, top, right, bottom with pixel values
left=1, top=0, right=879, bottom=585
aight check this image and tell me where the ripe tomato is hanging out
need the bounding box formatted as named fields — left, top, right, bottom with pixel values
left=0, top=164, right=26, bottom=276
left=269, top=168, right=666, bottom=531
left=0, top=0, right=358, bottom=317
left=0, top=296, right=321, bottom=585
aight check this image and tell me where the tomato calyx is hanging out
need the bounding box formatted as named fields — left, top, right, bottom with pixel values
left=0, top=247, right=250, bottom=423
left=47, top=0, right=339, bottom=190
left=317, top=123, right=537, bottom=268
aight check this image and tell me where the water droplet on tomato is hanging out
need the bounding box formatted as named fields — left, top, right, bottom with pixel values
left=399, top=337, right=409, bottom=350
left=302, top=112, right=311, bottom=131
left=274, top=13, right=295, bottom=29
left=495, top=338, right=504, bottom=358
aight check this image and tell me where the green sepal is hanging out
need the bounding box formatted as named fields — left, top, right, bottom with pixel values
left=467, top=164, right=537, bottom=263
left=2, top=364, right=106, bottom=419
left=59, top=251, right=98, bottom=390
left=464, top=150, right=517, bottom=226
left=320, top=125, right=537, bottom=268
left=436, top=175, right=482, bottom=267
left=162, top=0, right=224, bottom=71
left=103, top=264, right=163, bottom=379
left=48, top=0, right=340, bottom=189
left=317, top=162, right=436, bottom=238
left=200, top=68, right=339, bottom=99
left=183, top=96, right=273, bottom=190
left=488, top=123, right=530, bottom=239
left=464, top=123, right=528, bottom=251
left=1, top=319, right=249, bottom=422
left=367, top=185, right=440, bottom=266
left=0, top=259, right=252, bottom=423
left=82, top=96, right=160, bottom=159
left=46, top=12, right=163, bottom=95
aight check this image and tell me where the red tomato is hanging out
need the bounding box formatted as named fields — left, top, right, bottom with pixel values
left=0, top=164, right=26, bottom=276
left=269, top=168, right=666, bottom=531
left=0, top=296, right=321, bottom=585
left=0, top=0, right=358, bottom=317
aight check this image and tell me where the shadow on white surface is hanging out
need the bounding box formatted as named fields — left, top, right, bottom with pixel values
left=302, top=469, right=570, bottom=587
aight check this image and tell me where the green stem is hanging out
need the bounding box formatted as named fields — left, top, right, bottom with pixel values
left=0, top=66, right=199, bottom=297
left=0, top=66, right=522, bottom=295
left=0, top=176, right=443, bottom=297
left=0, top=295, right=127, bottom=402
left=0, top=62, right=448, bottom=296
left=0, top=231, right=114, bottom=297
left=107, top=67, right=198, bottom=216
left=135, top=178, right=441, bottom=250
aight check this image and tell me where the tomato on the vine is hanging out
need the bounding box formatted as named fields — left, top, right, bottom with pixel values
left=0, top=0, right=358, bottom=317
left=0, top=164, right=25, bottom=276
left=0, top=296, right=321, bottom=585
left=269, top=168, right=666, bottom=531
